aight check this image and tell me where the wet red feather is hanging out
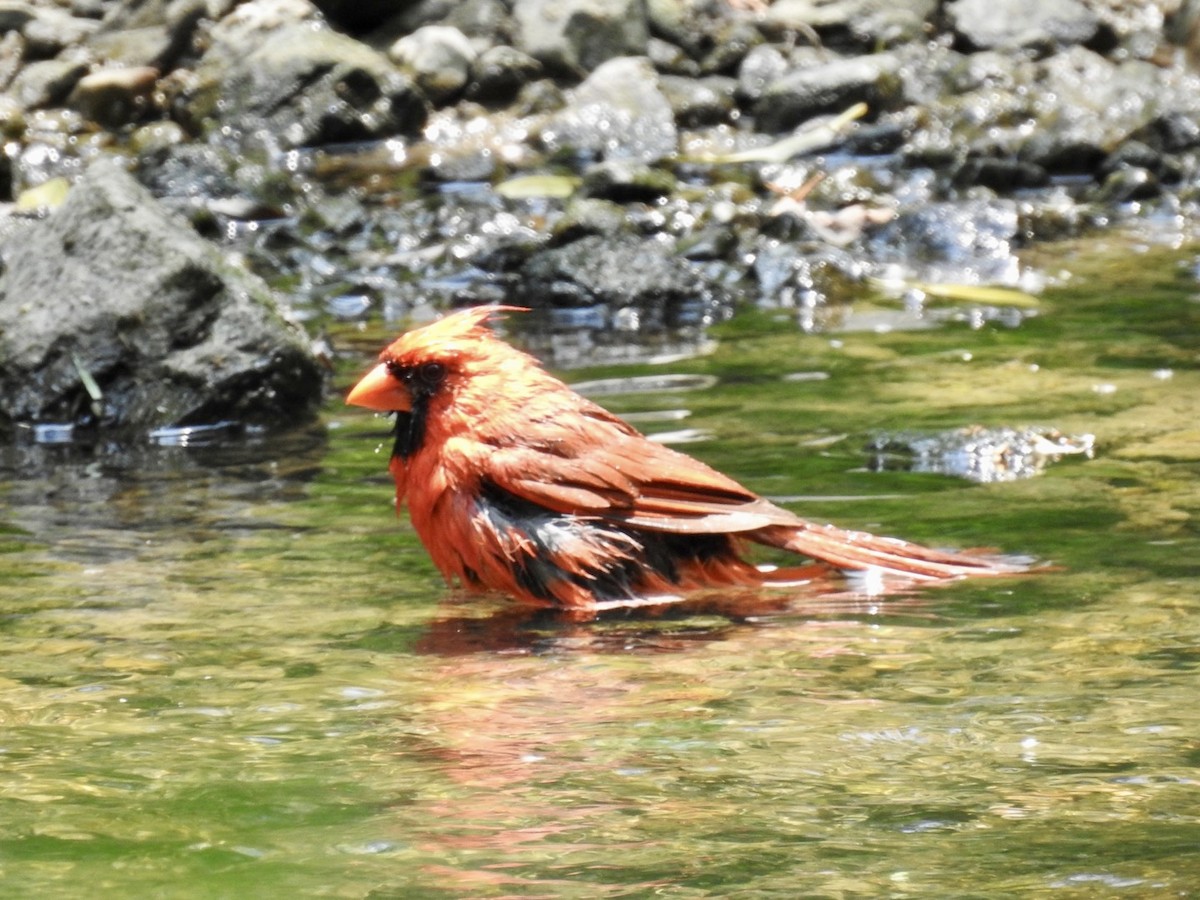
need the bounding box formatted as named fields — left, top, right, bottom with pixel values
left=348, top=306, right=1020, bottom=608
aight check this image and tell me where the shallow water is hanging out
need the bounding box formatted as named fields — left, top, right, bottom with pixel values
left=2, top=238, right=1199, bottom=897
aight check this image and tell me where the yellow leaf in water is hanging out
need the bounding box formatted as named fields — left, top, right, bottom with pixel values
left=869, top=277, right=1041, bottom=309
left=910, top=281, right=1042, bottom=309
left=494, top=174, right=581, bottom=199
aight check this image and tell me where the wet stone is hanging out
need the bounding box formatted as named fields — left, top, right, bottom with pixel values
left=581, top=159, right=677, bottom=203
left=513, top=0, right=649, bottom=77
left=389, top=25, right=477, bottom=104
left=947, top=0, right=1102, bottom=53
left=753, top=53, right=904, bottom=133
left=467, top=45, right=542, bottom=105
left=541, top=56, right=678, bottom=163
left=659, top=74, right=737, bottom=128
left=867, top=426, right=1095, bottom=483
left=0, top=159, right=324, bottom=435
left=67, top=65, right=159, bottom=128
left=512, top=233, right=735, bottom=359
left=8, top=59, right=88, bottom=109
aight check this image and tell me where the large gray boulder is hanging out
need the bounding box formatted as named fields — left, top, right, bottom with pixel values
left=0, top=160, right=325, bottom=435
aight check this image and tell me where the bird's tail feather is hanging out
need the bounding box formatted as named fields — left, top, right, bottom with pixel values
left=759, top=523, right=1023, bottom=580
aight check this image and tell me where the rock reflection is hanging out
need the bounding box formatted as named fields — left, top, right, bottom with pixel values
left=0, top=427, right=327, bottom=561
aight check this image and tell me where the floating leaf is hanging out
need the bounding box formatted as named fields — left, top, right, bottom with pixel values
left=911, top=281, right=1041, bottom=309
left=870, top=277, right=1040, bottom=309
left=494, top=174, right=581, bottom=199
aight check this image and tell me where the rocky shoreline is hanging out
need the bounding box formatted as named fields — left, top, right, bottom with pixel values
left=2, top=0, right=1199, bottom=434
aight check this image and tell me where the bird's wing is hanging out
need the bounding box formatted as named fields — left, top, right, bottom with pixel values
left=462, top=410, right=796, bottom=535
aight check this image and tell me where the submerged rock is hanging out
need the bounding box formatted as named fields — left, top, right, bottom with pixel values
left=868, top=199, right=1022, bottom=285
left=867, top=426, right=1096, bottom=483
left=0, top=160, right=325, bottom=435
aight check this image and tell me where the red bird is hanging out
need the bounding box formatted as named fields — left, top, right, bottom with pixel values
left=347, top=306, right=1017, bottom=609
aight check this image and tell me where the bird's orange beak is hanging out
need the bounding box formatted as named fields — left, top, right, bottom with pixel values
left=346, top=363, right=412, bottom=413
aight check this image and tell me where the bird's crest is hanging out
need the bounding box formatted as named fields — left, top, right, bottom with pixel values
left=386, top=305, right=528, bottom=358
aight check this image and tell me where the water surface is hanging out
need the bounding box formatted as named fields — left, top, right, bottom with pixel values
left=2, top=239, right=1199, bottom=897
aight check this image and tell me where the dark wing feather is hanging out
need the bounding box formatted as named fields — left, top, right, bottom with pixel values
left=460, top=387, right=1021, bottom=580
left=471, top=407, right=797, bottom=534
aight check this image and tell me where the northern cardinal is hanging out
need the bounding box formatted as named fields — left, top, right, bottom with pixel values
left=347, top=306, right=1018, bottom=609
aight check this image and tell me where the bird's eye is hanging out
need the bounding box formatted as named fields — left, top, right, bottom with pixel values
left=418, top=362, right=446, bottom=386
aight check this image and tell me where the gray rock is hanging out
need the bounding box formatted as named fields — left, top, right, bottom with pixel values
left=754, top=52, right=903, bottom=132
left=374, top=0, right=508, bottom=40
left=910, top=43, right=1198, bottom=185
left=98, top=0, right=201, bottom=31
left=7, top=58, right=88, bottom=109
left=22, top=6, right=99, bottom=57
left=696, top=17, right=762, bottom=75
left=646, top=0, right=760, bottom=70
left=765, top=0, right=936, bottom=48
left=466, top=44, right=542, bottom=105
left=513, top=0, right=648, bottom=77
left=67, top=65, right=159, bottom=128
left=515, top=233, right=731, bottom=332
left=659, top=73, right=736, bottom=128
left=1099, top=140, right=1165, bottom=178
left=1132, top=112, right=1200, bottom=153
left=541, top=56, right=677, bottom=163
left=1017, top=49, right=1167, bottom=175
left=0, top=29, right=23, bottom=93
left=389, top=24, right=477, bottom=104
left=943, top=48, right=1024, bottom=95
left=182, top=17, right=427, bottom=148
left=86, top=0, right=206, bottom=71
left=0, top=1, right=35, bottom=32
left=0, top=160, right=324, bottom=434
left=947, top=0, right=1101, bottom=53
left=86, top=26, right=176, bottom=71
left=737, top=43, right=789, bottom=102
left=581, top=158, right=677, bottom=202
left=868, top=199, right=1020, bottom=285
left=1092, top=165, right=1160, bottom=203
left=552, top=197, right=632, bottom=241
left=647, top=35, right=697, bottom=77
